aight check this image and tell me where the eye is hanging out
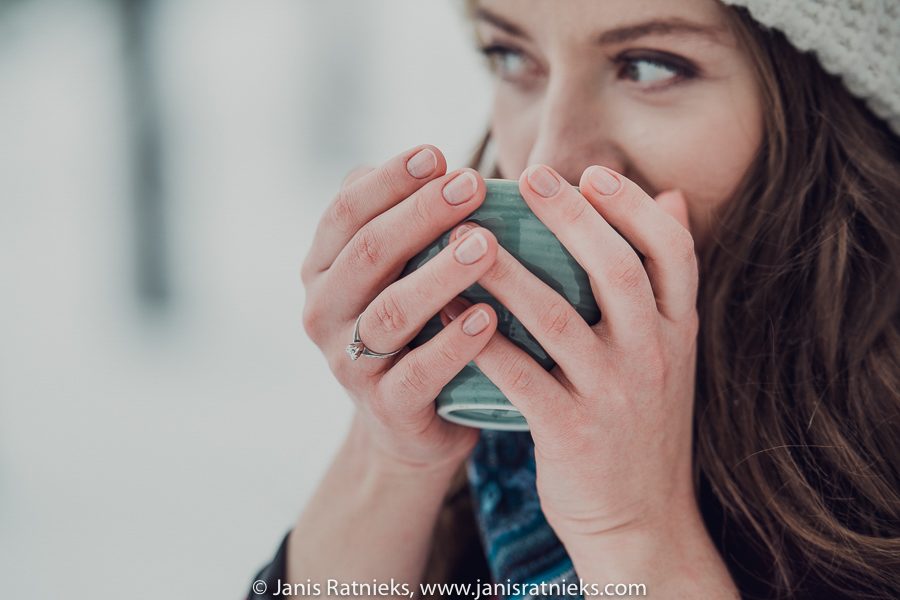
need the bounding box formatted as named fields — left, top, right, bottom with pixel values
left=477, top=44, right=536, bottom=83
left=622, top=59, right=677, bottom=83
left=615, top=52, right=697, bottom=88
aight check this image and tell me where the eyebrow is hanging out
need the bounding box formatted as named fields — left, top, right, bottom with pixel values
left=474, top=6, right=724, bottom=46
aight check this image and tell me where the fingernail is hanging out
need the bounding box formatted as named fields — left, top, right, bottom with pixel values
left=407, top=148, right=437, bottom=179
left=453, top=222, right=475, bottom=240
left=588, top=166, right=621, bottom=195
left=526, top=165, right=560, bottom=198
left=462, top=309, right=490, bottom=336
left=442, top=171, right=478, bottom=205
left=454, top=230, right=488, bottom=264
left=444, top=299, right=466, bottom=321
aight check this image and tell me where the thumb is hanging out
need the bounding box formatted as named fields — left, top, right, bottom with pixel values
left=655, top=189, right=692, bottom=234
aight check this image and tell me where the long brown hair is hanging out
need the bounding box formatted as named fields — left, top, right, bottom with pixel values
left=423, top=3, right=900, bottom=598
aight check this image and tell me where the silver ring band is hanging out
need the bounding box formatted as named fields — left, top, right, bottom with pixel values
left=345, top=313, right=403, bottom=361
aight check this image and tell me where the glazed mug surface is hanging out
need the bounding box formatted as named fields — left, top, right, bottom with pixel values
left=401, top=178, right=601, bottom=431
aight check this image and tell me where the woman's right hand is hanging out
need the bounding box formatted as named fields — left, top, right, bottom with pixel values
left=300, top=144, right=499, bottom=474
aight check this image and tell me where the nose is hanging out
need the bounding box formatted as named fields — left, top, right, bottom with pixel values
left=525, top=79, right=625, bottom=186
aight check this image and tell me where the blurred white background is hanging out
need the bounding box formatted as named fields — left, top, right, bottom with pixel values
left=0, top=0, right=492, bottom=597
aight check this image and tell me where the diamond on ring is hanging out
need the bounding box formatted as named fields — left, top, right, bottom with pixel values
left=345, top=340, right=365, bottom=361
left=345, top=313, right=403, bottom=361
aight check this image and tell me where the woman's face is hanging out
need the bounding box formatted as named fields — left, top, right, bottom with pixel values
left=475, top=0, right=763, bottom=251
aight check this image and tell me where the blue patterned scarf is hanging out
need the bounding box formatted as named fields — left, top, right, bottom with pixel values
left=466, top=429, right=583, bottom=599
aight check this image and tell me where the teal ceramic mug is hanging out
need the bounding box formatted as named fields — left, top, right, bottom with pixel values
left=400, top=178, right=601, bottom=431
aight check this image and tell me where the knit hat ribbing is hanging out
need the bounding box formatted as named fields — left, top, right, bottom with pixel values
left=722, top=0, right=900, bottom=136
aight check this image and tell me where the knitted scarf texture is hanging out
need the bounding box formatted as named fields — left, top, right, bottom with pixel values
left=466, top=429, right=583, bottom=600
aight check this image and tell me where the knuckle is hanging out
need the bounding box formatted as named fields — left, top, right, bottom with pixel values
left=299, top=258, right=316, bottom=287
left=341, top=164, right=373, bottom=187
left=371, top=293, right=408, bottom=334
left=607, top=254, right=646, bottom=294
left=301, top=299, right=326, bottom=343
left=435, top=340, right=463, bottom=366
left=537, top=299, right=575, bottom=339
left=349, top=227, right=383, bottom=268
left=397, top=354, right=433, bottom=398
left=497, top=352, right=534, bottom=395
left=484, top=253, right=516, bottom=285
left=408, top=191, right=433, bottom=230
left=329, top=186, right=358, bottom=234
left=509, top=364, right=535, bottom=396
left=375, top=164, right=403, bottom=197
left=560, top=197, right=589, bottom=225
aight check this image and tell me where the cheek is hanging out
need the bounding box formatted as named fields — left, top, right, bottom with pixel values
left=487, top=80, right=763, bottom=251
left=618, top=94, right=762, bottom=247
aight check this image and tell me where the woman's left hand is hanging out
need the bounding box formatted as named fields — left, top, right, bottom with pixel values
left=443, top=164, right=701, bottom=550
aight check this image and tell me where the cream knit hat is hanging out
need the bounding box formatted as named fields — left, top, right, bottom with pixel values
left=721, top=0, right=900, bottom=136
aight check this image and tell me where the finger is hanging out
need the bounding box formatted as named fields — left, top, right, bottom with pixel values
left=516, top=165, right=658, bottom=343
left=324, top=167, right=486, bottom=322
left=376, top=303, right=497, bottom=416
left=356, top=227, right=498, bottom=365
left=655, top=189, right=691, bottom=232
left=341, top=164, right=375, bottom=188
left=469, top=329, right=567, bottom=429
left=439, top=295, right=472, bottom=327
left=303, top=144, right=448, bottom=275
left=450, top=222, right=605, bottom=390
left=580, top=167, right=698, bottom=322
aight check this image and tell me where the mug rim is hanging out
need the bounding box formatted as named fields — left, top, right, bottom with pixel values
left=484, top=177, right=581, bottom=192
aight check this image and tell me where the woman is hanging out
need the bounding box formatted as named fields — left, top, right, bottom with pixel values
left=249, top=0, right=899, bottom=598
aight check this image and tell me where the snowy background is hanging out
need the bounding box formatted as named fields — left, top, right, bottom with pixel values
left=0, top=1, right=491, bottom=597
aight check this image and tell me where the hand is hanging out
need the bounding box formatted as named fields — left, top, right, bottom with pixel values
left=301, top=145, right=501, bottom=475
left=443, top=164, right=701, bottom=542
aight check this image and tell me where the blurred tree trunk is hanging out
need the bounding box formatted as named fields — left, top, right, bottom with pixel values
left=120, top=0, right=168, bottom=309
